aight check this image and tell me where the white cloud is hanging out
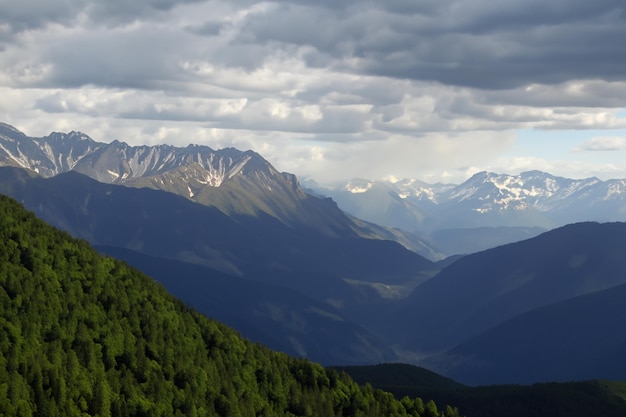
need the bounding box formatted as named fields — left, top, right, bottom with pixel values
left=573, top=137, right=626, bottom=152
left=274, top=131, right=517, bottom=185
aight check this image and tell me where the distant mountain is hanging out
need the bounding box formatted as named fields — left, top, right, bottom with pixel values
left=313, top=171, right=626, bottom=255
left=434, top=170, right=626, bottom=227
left=309, top=178, right=432, bottom=232
left=386, top=222, right=626, bottom=357
left=0, top=122, right=439, bottom=258
left=0, top=122, right=102, bottom=176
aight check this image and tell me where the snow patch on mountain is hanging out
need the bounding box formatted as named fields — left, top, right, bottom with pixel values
left=227, top=155, right=251, bottom=181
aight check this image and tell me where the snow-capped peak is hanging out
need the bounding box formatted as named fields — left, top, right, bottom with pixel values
left=0, top=123, right=283, bottom=192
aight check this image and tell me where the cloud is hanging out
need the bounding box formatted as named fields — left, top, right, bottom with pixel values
left=185, top=20, right=229, bottom=37
left=0, top=0, right=83, bottom=37
left=233, top=0, right=626, bottom=89
left=4, top=1, right=626, bottom=90
left=574, top=137, right=626, bottom=152
left=2, top=0, right=626, bottom=184
left=275, top=131, right=517, bottom=185
left=0, top=0, right=208, bottom=39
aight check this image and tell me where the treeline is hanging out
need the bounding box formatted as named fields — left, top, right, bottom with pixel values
left=338, top=364, right=626, bottom=417
left=0, top=195, right=460, bottom=417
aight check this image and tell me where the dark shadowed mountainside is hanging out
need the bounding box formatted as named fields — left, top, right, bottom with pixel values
left=96, top=245, right=397, bottom=365
left=333, top=363, right=465, bottom=392
left=439, top=281, right=626, bottom=385
left=387, top=222, right=626, bottom=355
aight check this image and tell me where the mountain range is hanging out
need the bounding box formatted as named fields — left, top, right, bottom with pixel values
left=0, top=123, right=452, bottom=366
left=0, top=122, right=438, bottom=259
left=308, top=170, right=626, bottom=255
left=3, top=122, right=626, bottom=387
left=0, top=122, right=320, bottom=224
left=0, top=194, right=452, bottom=416
left=1, top=186, right=625, bottom=416
left=10, top=120, right=626, bottom=258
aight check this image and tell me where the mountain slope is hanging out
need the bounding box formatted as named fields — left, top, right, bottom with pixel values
left=387, top=222, right=626, bottom=353
left=0, top=122, right=440, bottom=258
left=333, top=363, right=466, bottom=392
left=96, top=245, right=397, bottom=365
left=0, top=194, right=450, bottom=416
left=441, top=281, right=626, bottom=385
left=74, top=139, right=334, bottom=228
left=0, top=166, right=437, bottom=364
left=0, top=167, right=434, bottom=293
left=426, top=226, right=546, bottom=256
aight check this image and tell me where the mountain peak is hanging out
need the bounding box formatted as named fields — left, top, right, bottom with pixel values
left=466, top=170, right=492, bottom=181
left=0, top=124, right=346, bottom=228
left=519, top=169, right=551, bottom=177
left=68, top=130, right=94, bottom=141
left=0, top=122, right=26, bottom=137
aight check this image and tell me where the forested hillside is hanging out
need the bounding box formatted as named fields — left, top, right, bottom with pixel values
left=0, top=195, right=458, bottom=417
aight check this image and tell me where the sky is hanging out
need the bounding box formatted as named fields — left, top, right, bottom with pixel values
left=1, top=0, right=626, bottom=185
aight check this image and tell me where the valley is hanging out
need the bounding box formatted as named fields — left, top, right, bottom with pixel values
left=2, top=123, right=626, bottom=416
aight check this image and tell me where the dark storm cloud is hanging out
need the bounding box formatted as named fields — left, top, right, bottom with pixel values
left=0, top=0, right=84, bottom=35
left=0, top=0, right=204, bottom=38
left=482, top=81, right=626, bottom=108
left=36, top=29, right=190, bottom=90
left=85, top=0, right=206, bottom=26
left=186, top=21, right=229, bottom=37
left=233, top=0, right=626, bottom=89
left=6, top=0, right=626, bottom=91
